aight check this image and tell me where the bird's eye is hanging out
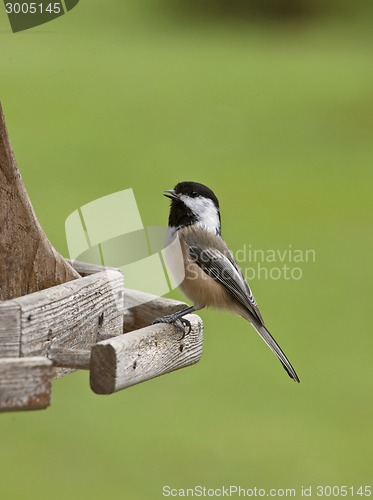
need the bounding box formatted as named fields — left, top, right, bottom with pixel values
left=191, top=191, right=198, bottom=198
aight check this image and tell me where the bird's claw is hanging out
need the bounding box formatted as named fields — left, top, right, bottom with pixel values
left=152, top=315, right=192, bottom=340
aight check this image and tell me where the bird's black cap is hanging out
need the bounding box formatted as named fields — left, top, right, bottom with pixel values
left=169, top=181, right=219, bottom=208
left=164, top=181, right=220, bottom=229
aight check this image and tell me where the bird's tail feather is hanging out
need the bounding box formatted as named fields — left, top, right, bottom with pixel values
left=252, top=322, right=300, bottom=383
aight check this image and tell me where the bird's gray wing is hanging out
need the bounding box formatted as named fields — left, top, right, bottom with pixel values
left=187, top=243, right=300, bottom=382
left=184, top=231, right=300, bottom=382
left=186, top=242, right=264, bottom=325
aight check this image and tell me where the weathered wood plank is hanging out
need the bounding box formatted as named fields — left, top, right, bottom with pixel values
left=68, top=260, right=138, bottom=334
left=0, top=357, right=52, bottom=412
left=12, top=270, right=124, bottom=378
left=90, top=313, right=203, bottom=394
left=0, top=301, right=21, bottom=357
left=14, top=270, right=124, bottom=355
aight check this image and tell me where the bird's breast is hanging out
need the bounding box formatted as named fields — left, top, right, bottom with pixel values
left=171, top=231, right=238, bottom=312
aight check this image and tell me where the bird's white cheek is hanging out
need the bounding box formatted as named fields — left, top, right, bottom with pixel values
left=196, top=204, right=220, bottom=234
left=180, top=195, right=220, bottom=234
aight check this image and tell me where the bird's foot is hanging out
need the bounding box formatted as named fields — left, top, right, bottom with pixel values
left=152, top=314, right=192, bottom=340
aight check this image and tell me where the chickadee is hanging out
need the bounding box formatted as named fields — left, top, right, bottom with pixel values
left=153, top=181, right=300, bottom=383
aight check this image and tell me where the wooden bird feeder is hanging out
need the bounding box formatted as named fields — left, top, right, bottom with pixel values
left=0, top=104, right=203, bottom=412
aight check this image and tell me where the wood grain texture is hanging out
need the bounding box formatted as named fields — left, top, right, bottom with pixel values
left=0, top=357, right=52, bottom=412
left=14, top=269, right=124, bottom=355
left=0, top=301, right=21, bottom=357
left=11, top=269, right=124, bottom=378
left=0, top=104, right=80, bottom=300
left=90, top=313, right=203, bottom=394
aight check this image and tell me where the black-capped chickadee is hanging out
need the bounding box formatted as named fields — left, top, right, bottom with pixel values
left=153, top=181, right=300, bottom=383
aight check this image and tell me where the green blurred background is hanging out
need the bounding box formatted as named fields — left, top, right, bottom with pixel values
left=1, top=1, right=372, bottom=498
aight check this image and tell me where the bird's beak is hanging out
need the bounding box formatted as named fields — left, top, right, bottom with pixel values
left=164, top=189, right=178, bottom=200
